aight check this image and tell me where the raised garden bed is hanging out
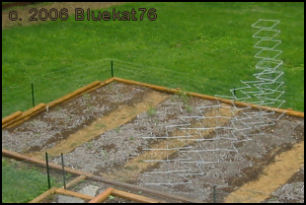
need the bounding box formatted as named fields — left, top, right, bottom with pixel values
left=2, top=79, right=304, bottom=203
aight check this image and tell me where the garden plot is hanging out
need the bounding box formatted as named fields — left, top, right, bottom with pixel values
left=2, top=81, right=168, bottom=159
left=2, top=81, right=304, bottom=203
left=50, top=94, right=220, bottom=176
left=135, top=110, right=304, bottom=202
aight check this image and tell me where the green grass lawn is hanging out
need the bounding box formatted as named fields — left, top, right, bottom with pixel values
left=2, top=2, right=304, bottom=117
left=2, top=158, right=60, bottom=203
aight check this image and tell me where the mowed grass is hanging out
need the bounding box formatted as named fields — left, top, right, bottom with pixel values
left=2, top=158, right=59, bottom=203
left=2, top=2, right=304, bottom=117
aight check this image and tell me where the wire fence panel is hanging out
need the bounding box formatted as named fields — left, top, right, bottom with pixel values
left=2, top=58, right=303, bottom=118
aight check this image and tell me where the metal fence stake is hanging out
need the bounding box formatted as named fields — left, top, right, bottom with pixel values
left=213, top=185, right=217, bottom=203
left=45, top=152, right=51, bottom=189
left=111, top=60, right=114, bottom=77
left=31, top=83, right=35, bottom=107
left=61, top=153, right=66, bottom=189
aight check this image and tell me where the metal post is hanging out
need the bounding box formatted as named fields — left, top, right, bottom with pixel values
left=61, top=153, right=66, bottom=189
left=213, top=185, right=217, bottom=203
left=31, top=83, right=35, bottom=107
left=111, top=60, right=114, bottom=77
left=45, top=152, right=51, bottom=189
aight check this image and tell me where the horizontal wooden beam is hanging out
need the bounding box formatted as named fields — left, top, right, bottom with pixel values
left=28, top=175, right=87, bottom=203
left=111, top=188, right=162, bottom=203
left=65, top=175, right=87, bottom=189
left=56, top=188, right=94, bottom=201
left=48, top=81, right=101, bottom=108
left=3, top=104, right=46, bottom=129
left=88, top=187, right=113, bottom=203
left=2, top=149, right=201, bottom=203
left=113, top=77, right=304, bottom=118
left=2, top=111, right=22, bottom=126
left=28, top=187, right=57, bottom=203
left=2, top=78, right=115, bottom=129
left=3, top=77, right=303, bottom=129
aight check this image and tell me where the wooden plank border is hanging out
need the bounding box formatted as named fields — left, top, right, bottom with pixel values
left=2, top=111, right=22, bottom=126
left=28, top=175, right=87, bottom=203
left=2, top=77, right=303, bottom=203
left=65, top=175, right=87, bottom=189
left=6, top=103, right=46, bottom=129
left=88, top=187, right=113, bottom=203
left=2, top=149, right=201, bottom=203
left=2, top=77, right=303, bottom=129
left=55, top=188, right=94, bottom=201
left=2, top=78, right=115, bottom=129
left=28, top=187, right=57, bottom=203
left=111, top=188, right=162, bottom=203
left=113, top=77, right=304, bottom=118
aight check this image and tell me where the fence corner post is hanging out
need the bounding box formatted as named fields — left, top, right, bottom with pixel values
left=31, top=83, right=35, bottom=107
left=111, top=60, right=114, bottom=77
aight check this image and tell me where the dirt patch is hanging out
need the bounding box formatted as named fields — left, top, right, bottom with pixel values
left=228, top=143, right=294, bottom=189
left=102, top=103, right=236, bottom=183
left=264, top=165, right=304, bottom=203
left=50, top=95, right=216, bottom=174
left=135, top=107, right=304, bottom=202
left=225, top=141, right=304, bottom=203
left=27, top=90, right=168, bottom=160
left=286, top=167, right=305, bottom=184
left=100, top=144, right=118, bottom=152
left=2, top=2, right=124, bottom=29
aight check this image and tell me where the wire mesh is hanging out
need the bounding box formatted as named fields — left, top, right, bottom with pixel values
left=2, top=54, right=303, bottom=118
